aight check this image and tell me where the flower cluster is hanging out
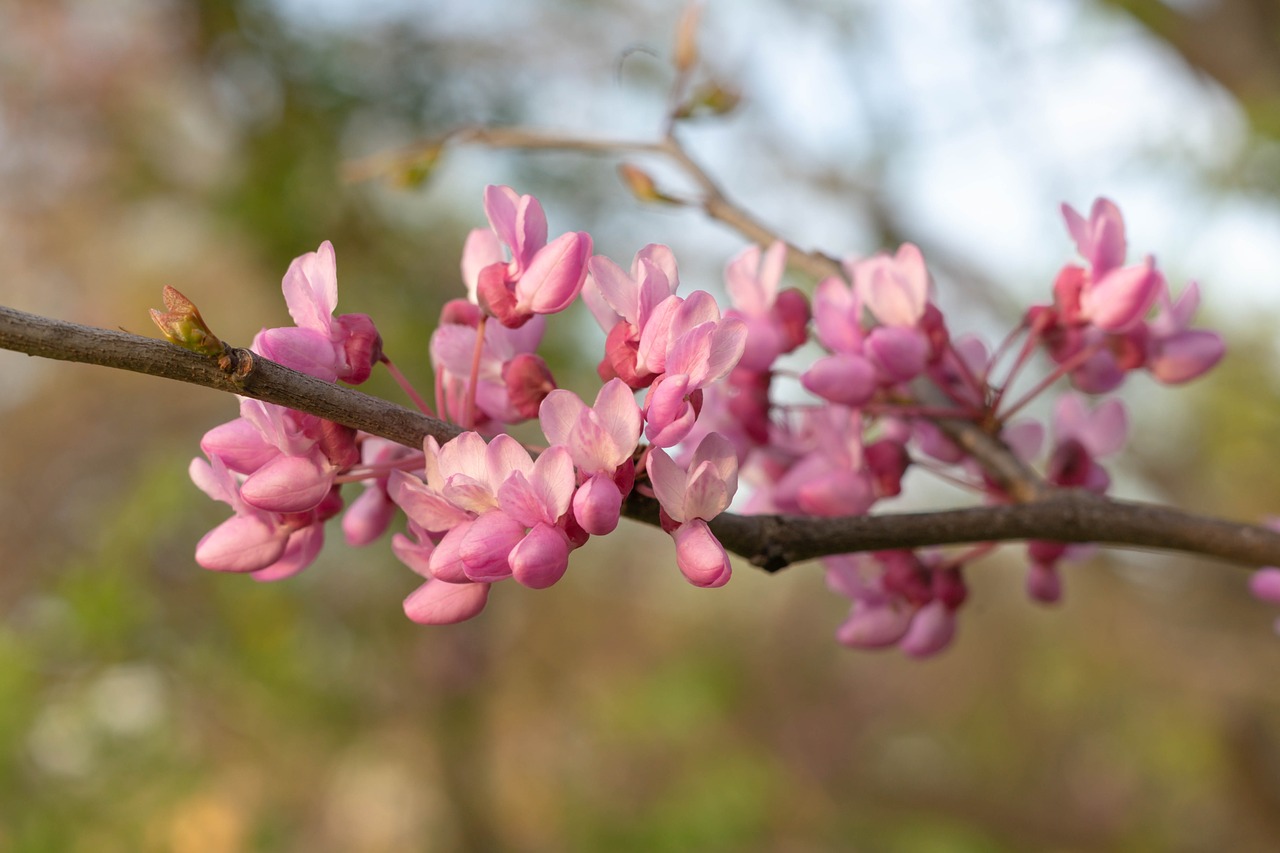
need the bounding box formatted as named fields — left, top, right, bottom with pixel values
left=187, top=188, right=1233, bottom=655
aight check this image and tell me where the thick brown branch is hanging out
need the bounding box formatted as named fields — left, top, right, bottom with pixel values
left=3, top=304, right=1279, bottom=572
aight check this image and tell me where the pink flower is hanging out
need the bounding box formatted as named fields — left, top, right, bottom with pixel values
left=1059, top=199, right=1162, bottom=332
left=1145, top=282, right=1224, bottom=384
left=253, top=241, right=382, bottom=384
left=723, top=241, right=810, bottom=372
left=846, top=244, right=934, bottom=382
left=648, top=433, right=739, bottom=587
left=638, top=291, right=748, bottom=447
left=462, top=185, right=592, bottom=328
left=430, top=302, right=550, bottom=428
left=189, top=454, right=339, bottom=579
left=540, top=378, right=642, bottom=535
left=388, top=432, right=576, bottom=589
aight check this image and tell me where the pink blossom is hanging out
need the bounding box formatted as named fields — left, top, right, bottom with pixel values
left=648, top=433, right=739, bottom=588
left=388, top=433, right=576, bottom=589
left=462, top=185, right=592, bottom=328
left=189, top=455, right=339, bottom=579
left=1145, top=282, right=1224, bottom=384
left=850, top=243, right=930, bottom=328
left=723, top=242, right=810, bottom=372
left=430, top=302, right=549, bottom=428
left=540, top=379, right=642, bottom=535
left=253, top=241, right=382, bottom=384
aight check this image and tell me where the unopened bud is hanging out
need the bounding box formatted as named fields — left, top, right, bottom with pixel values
left=617, top=164, right=677, bottom=205
left=674, top=81, right=742, bottom=120
left=150, top=286, right=224, bottom=356
left=673, top=1, right=703, bottom=74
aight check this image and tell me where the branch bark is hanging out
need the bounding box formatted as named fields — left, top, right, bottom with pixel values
left=4, top=304, right=1279, bottom=572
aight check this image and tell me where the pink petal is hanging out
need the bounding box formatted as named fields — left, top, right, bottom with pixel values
left=813, top=275, right=863, bottom=354
left=865, top=326, right=927, bottom=383
left=594, top=378, right=642, bottom=462
left=403, top=579, right=490, bottom=625
left=200, top=419, right=278, bottom=475
left=1249, top=567, right=1280, bottom=606
left=647, top=447, right=687, bottom=523
left=1081, top=259, right=1161, bottom=331
left=539, top=388, right=587, bottom=448
left=702, top=317, right=748, bottom=385
left=252, top=523, right=325, bottom=582
left=483, top=185, right=522, bottom=257
left=428, top=524, right=472, bottom=583
left=461, top=228, right=505, bottom=301
left=391, top=530, right=436, bottom=577
left=342, top=486, right=396, bottom=546
left=572, top=474, right=624, bottom=535
left=672, top=520, right=732, bottom=588
left=529, top=446, right=575, bottom=519
left=281, top=241, right=338, bottom=332
left=387, top=470, right=472, bottom=532
left=835, top=600, right=912, bottom=649
left=899, top=600, right=957, bottom=658
left=1026, top=562, right=1062, bottom=604
left=195, top=514, right=288, bottom=573
left=1149, top=330, right=1224, bottom=384
left=801, top=353, right=877, bottom=406
left=586, top=254, right=639, bottom=326
left=254, top=326, right=339, bottom=382
left=516, top=231, right=591, bottom=316
left=459, top=511, right=524, bottom=582
left=683, top=460, right=731, bottom=521
left=240, top=453, right=334, bottom=513
left=508, top=523, right=570, bottom=589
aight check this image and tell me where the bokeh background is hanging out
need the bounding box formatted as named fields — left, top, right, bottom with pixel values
left=4, top=0, right=1280, bottom=850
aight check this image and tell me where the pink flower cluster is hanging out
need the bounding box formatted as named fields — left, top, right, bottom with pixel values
left=188, top=188, right=1232, bottom=654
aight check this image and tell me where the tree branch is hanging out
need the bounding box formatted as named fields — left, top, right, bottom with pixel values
left=4, top=304, right=1278, bottom=572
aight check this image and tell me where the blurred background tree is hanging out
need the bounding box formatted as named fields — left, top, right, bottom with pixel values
left=3, top=0, right=1280, bottom=850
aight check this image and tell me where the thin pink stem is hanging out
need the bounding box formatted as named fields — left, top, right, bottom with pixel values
left=998, top=339, right=1108, bottom=422
left=465, top=317, right=487, bottom=429
left=989, top=322, right=1048, bottom=415
left=381, top=354, right=434, bottom=416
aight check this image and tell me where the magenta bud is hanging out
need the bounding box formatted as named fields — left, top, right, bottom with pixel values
left=335, top=312, right=383, bottom=384
left=503, top=353, right=557, bottom=421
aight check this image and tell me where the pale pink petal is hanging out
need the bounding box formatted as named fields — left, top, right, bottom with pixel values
left=865, top=326, right=928, bottom=382
left=688, top=432, right=739, bottom=499
left=801, top=353, right=877, bottom=406
left=1149, top=330, right=1224, bottom=384
left=683, top=461, right=731, bottom=521
left=594, top=378, right=642, bottom=462
left=538, top=388, right=586, bottom=448
left=461, top=228, right=505, bottom=302
left=672, top=519, right=732, bottom=588
left=482, top=185, right=522, bottom=258
left=240, top=453, right=334, bottom=513
left=391, top=529, right=435, bottom=577
left=671, top=291, right=722, bottom=340
left=587, top=254, right=639, bottom=326
left=509, top=523, right=570, bottom=589
left=899, top=600, right=956, bottom=658
left=254, top=326, right=339, bottom=382
left=281, top=241, right=338, bottom=332
left=636, top=295, right=681, bottom=375
left=403, top=579, right=490, bottom=625
left=195, top=515, right=288, bottom=573
left=529, top=446, right=575, bottom=519
left=1081, top=259, right=1161, bottom=331
left=647, top=447, right=688, bottom=523
left=813, top=275, right=862, bottom=354
left=702, top=317, right=748, bottom=385
left=512, top=192, right=549, bottom=271
left=1250, top=567, right=1280, bottom=605
left=252, top=524, right=324, bottom=582
left=835, top=600, right=912, bottom=648
left=189, top=457, right=237, bottom=505
left=200, top=419, right=278, bottom=475
left=516, top=231, right=591, bottom=315
left=572, top=474, right=623, bottom=535
left=428, top=524, right=472, bottom=583
left=387, top=469, right=472, bottom=532
left=485, top=434, right=534, bottom=490
left=342, top=486, right=396, bottom=546
left=460, top=511, right=523, bottom=582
